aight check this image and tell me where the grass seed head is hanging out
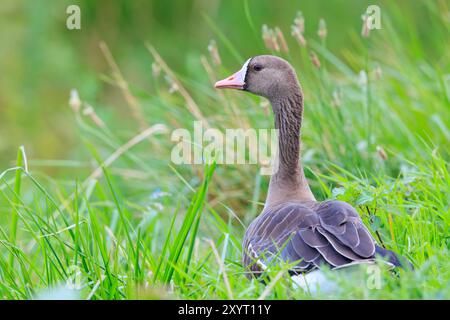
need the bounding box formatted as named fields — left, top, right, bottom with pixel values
left=291, top=25, right=307, bottom=46
left=82, top=104, right=105, bottom=127
left=294, top=11, right=305, bottom=34
left=358, top=70, right=368, bottom=87
left=262, top=24, right=272, bottom=48
left=207, top=39, right=221, bottom=65
left=376, top=146, right=388, bottom=161
left=164, top=75, right=179, bottom=94
left=69, top=89, right=81, bottom=112
left=275, top=27, right=289, bottom=53
left=152, top=62, right=161, bottom=78
left=262, top=25, right=280, bottom=51
left=318, top=18, right=327, bottom=39
left=361, top=14, right=370, bottom=38
left=331, top=90, right=342, bottom=107
left=373, top=65, right=382, bottom=80
left=310, top=51, right=321, bottom=68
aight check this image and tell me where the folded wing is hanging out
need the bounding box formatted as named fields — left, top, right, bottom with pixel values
left=243, top=200, right=377, bottom=273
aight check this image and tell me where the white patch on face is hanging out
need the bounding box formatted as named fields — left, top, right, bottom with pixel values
left=237, top=58, right=252, bottom=86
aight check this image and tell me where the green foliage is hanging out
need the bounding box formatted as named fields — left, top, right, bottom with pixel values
left=0, top=0, right=449, bottom=299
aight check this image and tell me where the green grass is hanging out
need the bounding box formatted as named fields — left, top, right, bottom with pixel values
left=0, top=1, right=449, bottom=299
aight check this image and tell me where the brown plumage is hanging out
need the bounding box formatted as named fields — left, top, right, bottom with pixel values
left=215, top=55, right=411, bottom=279
left=243, top=200, right=377, bottom=275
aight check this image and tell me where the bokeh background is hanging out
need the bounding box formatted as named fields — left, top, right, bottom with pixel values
left=0, top=0, right=449, bottom=300
left=1, top=0, right=447, bottom=170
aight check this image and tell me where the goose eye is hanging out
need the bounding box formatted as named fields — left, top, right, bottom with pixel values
left=253, top=64, right=263, bottom=71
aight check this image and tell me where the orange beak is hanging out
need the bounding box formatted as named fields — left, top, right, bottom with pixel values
left=214, top=58, right=251, bottom=90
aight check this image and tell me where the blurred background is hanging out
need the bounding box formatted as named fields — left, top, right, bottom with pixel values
left=1, top=0, right=449, bottom=214
left=0, top=0, right=449, bottom=299
left=1, top=0, right=448, bottom=171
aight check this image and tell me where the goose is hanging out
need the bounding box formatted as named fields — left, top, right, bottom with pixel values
left=215, top=55, right=412, bottom=291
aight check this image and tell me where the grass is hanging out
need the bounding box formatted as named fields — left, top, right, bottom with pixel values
left=0, top=1, right=449, bottom=299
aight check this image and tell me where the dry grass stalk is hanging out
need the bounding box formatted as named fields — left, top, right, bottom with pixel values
left=200, top=55, right=246, bottom=129
left=258, top=270, right=284, bottom=300
left=99, top=41, right=148, bottom=131
left=146, top=43, right=210, bottom=128
left=53, top=123, right=167, bottom=218
left=206, top=238, right=234, bottom=299
left=164, top=75, right=179, bottom=94
left=200, top=54, right=217, bottom=85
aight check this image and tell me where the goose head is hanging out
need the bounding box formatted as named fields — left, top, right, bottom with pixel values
left=214, top=55, right=300, bottom=101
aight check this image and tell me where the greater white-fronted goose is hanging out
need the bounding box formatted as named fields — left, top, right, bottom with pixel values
left=215, top=55, right=411, bottom=282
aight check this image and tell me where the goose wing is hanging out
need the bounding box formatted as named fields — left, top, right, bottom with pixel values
left=243, top=200, right=376, bottom=274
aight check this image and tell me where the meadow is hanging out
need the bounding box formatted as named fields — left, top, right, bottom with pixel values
left=0, top=0, right=449, bottom=299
